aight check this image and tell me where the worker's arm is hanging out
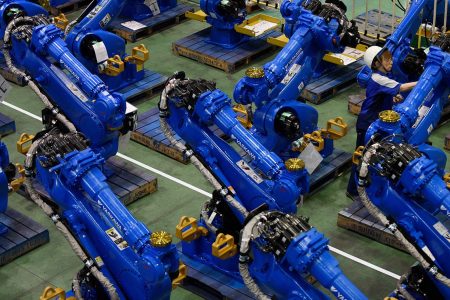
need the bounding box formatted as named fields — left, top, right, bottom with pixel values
left=399, top=81, right=418, bottom=92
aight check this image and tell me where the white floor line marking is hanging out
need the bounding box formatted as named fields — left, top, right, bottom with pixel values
left=2, top=101, right=402, bottom=280
left=3, top=101, right=42, bottom=121
left=328, top=246, right=400, bottom=280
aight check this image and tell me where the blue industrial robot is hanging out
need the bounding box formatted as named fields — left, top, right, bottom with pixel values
left=63, top=0, right=162, bottom=93
left=199, top=0, right=247, bottom=48
left=2, top=12, right=184, bottom=299
left=159, top=74, right=367, bottom=299
left=234, top=0, right=360, bottom=159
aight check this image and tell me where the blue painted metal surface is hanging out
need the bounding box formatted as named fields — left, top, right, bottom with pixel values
left=361, top=144, right=450, bottom=299
left=36, top=146, right=179, bottom=299
left=365, top=46, right=450, bottom=171
left=163, top=76, right=366, bottom=299
left=10, top=22, right=125, bottom=159
left=2, top=12, right=179, bottom=298
left=200, top=0, right=247, bottom=48
left=64, top=0, right=172, bottom=93
left=233, top=0, right=359, bottom=159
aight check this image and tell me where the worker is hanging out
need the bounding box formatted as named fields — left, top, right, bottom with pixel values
left=346, top=46, right=417, bottom=199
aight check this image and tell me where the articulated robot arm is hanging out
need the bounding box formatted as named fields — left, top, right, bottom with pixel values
left=63, top=0, right=154, bottom=92
left=233, top=0, right=358, bottom=158
left=2, top=11, right=132, bottom=159
left=357, top=141, right=450, bottom=299
left=25, top=128, right=182, bottom=299
left=159, top=75, right=367, bottom=299
left=365, top=40, right=450, bottom=171
left=1, top=10, right=183, bottom=299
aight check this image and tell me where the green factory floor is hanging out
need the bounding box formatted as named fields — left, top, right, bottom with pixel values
left=0, top=1, right=449, bottom=299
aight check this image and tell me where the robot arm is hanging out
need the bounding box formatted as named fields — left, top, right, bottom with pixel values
left=3, top=13, right=129, bottom=159
left=365, top=41, right=450, bottom=170
left=234, top=0, right=359, bottom=106
left=357, top=141, right=450, bottom=299
left=160, top=75, right=366, bottom=299
left=25, top=128, right=181, bottom=299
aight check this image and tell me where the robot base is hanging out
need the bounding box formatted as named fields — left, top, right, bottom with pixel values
left=117, top=70, right=167, bottom=103
left=131, top=107, right=228, bottom=164
left=0, top=208, right=49, bottom=266
left=177, top=244, right=316, bottom=300
left=172, top=28, right=281, bottom=73
left=110, top=4, right=194, bottom=43
left=19, top=156, right=157, bottom=206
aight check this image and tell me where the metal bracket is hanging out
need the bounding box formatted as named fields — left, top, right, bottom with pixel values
left=444, top=173, right=450, bottom=189
left=175, top=216, right=208, bottom=242
left=185, top=10, right=207, bottom=22
left=172, top=262, right=187, bottom=289
left=53, top=14, right=69, bottom=31
left=125, top=45, right=149, bottom=72
left=303, top=131, right=325, bottom=152
left=233, top=104, right=252, bottom=129
left=212, top=233, right=237, bottom=259
left=235, top=14, right=281, bottom=37
left=323, top=117, right=348, bottom=139
left=16, top=133, right=35, bottom=155
left=10, top=164, right=25, bottom=192
left=40, top=286, right=75, bottom=300
left=352, top=146, right=365, bottom=165
left=103, top=55, right=125, bottom=76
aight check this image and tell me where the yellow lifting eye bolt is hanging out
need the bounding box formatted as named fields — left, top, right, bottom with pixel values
left=324, top=117, right=348, bottom=139
left=175, top=216, right=208, bottom=242
left=233, top=104, right=252, bottom=129
left=303, top=131, right=325, bottom=152
left=40, top=286, right=75, bottom=300
left=125, top=45, right=149, bottom=72
left=444, top=173, right=450, bottom=189
left=352, top=146, right=365, bottom=165
left=212, top=233, right=237, bottom=259
left=10, top=164, right=25, bottom=192
left=172, top=262, right=187, bottom=289
left=17, top=133, right=35, bottom=155
left=104, top=55, right=125, bottom=76
left=53, top=14, right=69, bottom=31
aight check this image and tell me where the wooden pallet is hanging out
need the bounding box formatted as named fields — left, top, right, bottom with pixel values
left=172, top=28, right=281, bottom=73
left=308, top=149, right=352, bottom=194
left=0, top=112, right=15, bottom=137
left=178, top=244, right=315, bottom=300
left=131, top=107, right=226, bottom=164
left=116, top=70, right=167, bottom=103
left=354, top=9, right=401, bottom=46
left=300, top=60, right=365, bottom=104
left=246, top=1, right=262, bottom=13
left=19, top=156, right=157, bottom=206
left=0, top=58, right=25, bottom=86
left=337, top=199, right=407, bottom=251
left=348, top=94, right=365, bottom=115
left=110, top=4, right=194, bottom=42
left=49, top=0, right=91, bottom=15
left=0, top=208, right=49, bottom=266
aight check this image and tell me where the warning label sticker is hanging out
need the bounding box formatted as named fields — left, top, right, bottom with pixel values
left=106, top=227, right=129, bottom=250
left=236, top=160, right=263, bottom=184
